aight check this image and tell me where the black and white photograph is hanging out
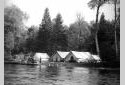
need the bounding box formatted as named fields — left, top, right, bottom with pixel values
left=4, top=0, right=120, bottom=85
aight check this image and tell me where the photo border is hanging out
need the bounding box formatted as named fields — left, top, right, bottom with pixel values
left=0, top=0, right=4, bottom=84
left=1, top=0, right=122, bottom=85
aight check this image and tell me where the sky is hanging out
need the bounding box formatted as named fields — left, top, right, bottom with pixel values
left=5, top=0, right=114, bottom=27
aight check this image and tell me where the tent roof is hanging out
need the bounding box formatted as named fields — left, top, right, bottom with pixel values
left=92, top=55, right=101, bottom=60
left=71, top=51, right=92, bottom=59
left=34, top=53, right=49, bottom=59
left=57, top=51, right=70, bottom=58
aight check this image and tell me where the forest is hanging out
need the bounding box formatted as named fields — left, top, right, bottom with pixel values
left=4, top=0, right=120, bottom=64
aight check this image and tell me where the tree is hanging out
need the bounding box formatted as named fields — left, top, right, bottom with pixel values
left=107, top=0, right=120, bottom=57
left=52, top=13, right=68, bottom=51
left=68, top=15, right=90, bottom=51
left=76, top=13, right=91, bottom=50
left=4, top=5, right=28, bottom=34
left=4, top=32, right=14, bottom=60
left=26, top=26, right=38, bottom=52
left=37, top=8, right=52, bottom=52
left=88, top=0, right=108, bottom=56
left=4, top=5, right=28, bottom=59
left=98, top=13, right=115, bottom=61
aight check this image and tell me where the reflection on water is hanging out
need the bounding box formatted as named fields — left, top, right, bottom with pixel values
left=4, top=64, right=120, bottom=85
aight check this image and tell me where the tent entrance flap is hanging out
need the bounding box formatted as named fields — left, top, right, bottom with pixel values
left=69, top=56, right=76, bottom=62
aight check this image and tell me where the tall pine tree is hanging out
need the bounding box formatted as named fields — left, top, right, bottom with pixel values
left=37, top=8, right=52, bottom=52
left=52, top=13, right=68, bottom=51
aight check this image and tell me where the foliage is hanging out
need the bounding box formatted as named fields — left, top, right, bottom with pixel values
left=68, top=15, right=91, bottom=51
left=4, top=5, right=28, bottom=59
left=51, top=13, right=68, bottom=52
left=88, top=0, right=109, bottom=57
left=88, top=0, right=108, bottom=9
left=98, top=13, right=119, bottom=62
left=26, top=26, right=38, bottom=52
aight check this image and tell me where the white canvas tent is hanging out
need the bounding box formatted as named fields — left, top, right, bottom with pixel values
left=92, top=55, right=101, bottom=62
left=57, top=51, right=70, bottom=58
left=65, top=51, right=93, bottom=63
left=51, top=51, right=69, bottom=62
left=33, top=53, right=49, bottom=63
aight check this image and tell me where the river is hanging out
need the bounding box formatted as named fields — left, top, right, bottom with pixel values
left=4, top=64, right=120, bottom=85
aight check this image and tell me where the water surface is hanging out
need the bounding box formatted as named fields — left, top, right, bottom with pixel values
left=4, top=64, right=120, bottom=85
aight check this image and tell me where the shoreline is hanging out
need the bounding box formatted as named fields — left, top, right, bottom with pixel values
left=4, top=61, right=120, bottom=68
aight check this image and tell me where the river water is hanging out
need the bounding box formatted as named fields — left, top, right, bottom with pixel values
left=4, top=64, right=120, bottom=85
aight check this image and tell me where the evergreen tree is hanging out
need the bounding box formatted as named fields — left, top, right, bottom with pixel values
left=37, top=8, right=52, bottom=52
left=52, top=13, right=68, bottom=51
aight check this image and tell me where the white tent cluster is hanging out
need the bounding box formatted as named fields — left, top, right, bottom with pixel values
left=51, top=51, right=101, bottom=63
left=15, top=51, right=101, bottom=64
left=11, top=51, right=101, bottom=64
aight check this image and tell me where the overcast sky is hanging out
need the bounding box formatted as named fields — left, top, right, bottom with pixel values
left=5, top=0, right=114, bottom=27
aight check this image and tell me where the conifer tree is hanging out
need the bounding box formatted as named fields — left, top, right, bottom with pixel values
left=52, top=13, right=68, bottom=51
left=37, top=8, right=52, bottom=52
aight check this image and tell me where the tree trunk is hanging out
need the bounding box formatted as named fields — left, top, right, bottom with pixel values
left=95, top=5, right=100, bottom=57
left=79, top=26, right=82, bottom=51
left=95, top=33, right=100, bottom=55
left=114, top=0, right=118, bottom=58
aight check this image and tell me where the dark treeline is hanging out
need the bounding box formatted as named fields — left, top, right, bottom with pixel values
left=4, top=1, right=120, bottom=64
